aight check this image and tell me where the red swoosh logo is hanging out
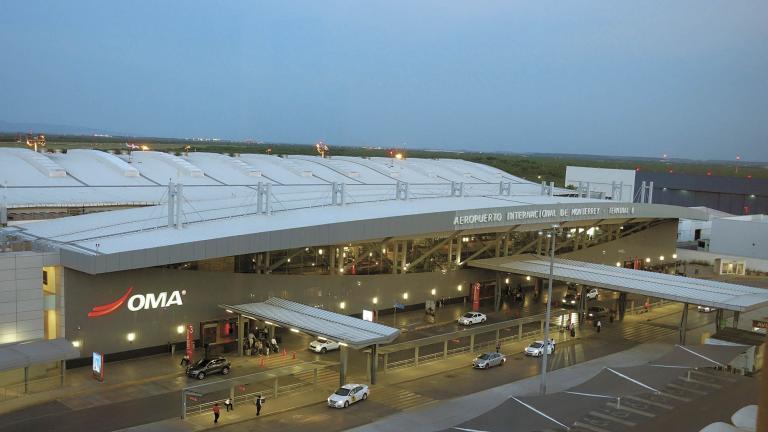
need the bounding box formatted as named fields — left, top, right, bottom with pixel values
left=88, top=287, right=133, bottom=318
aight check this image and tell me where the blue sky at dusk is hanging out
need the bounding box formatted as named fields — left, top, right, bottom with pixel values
left=1, top=1, right=766, bottom=160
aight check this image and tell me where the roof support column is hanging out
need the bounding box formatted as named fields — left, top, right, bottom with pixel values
left=679, top=303, right=689, bottom=344
left=339, top=344, right=349, bottom=387
left=733, top=311, right=740, bottom=328
left=237, top=314, right=244, bottom=357
left=370, top=344, right=378, bottom=385
left=494, top=272, right=502, bottom=312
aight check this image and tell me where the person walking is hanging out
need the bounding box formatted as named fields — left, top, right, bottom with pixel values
left=224, top=398, right=233, bottom=412
left=596, top=320, right=602, bottom=333
left=180, top=354, right=190, bottom=367
left=495, top=341, right=501, bottom=353
left=254, top=394, right=264, bottom=416
left=213, top=403, right=220, bottom=423
left=570, top=326, right=576, bottom=338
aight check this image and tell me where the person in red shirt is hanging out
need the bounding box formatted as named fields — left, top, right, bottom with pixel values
left=213, top=403, right=220, bottom=423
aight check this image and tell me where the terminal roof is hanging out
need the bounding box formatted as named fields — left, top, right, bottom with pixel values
left=220, top=298, right=400, bottom=349
left=469, top=255, right=768, bottom=312
left=0, top=338, right=80, bottom=372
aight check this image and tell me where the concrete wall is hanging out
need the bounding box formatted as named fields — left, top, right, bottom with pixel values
left=0, top=251, right=58, bottom=343
left=64, top=267, right=494, bottom=356
left=710, top=216, right=768, bottom=260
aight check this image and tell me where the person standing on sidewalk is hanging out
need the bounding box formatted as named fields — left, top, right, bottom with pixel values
left=254, top=394, right=264, bottom=416
left=596, top=320, right=602, bottom=333
left=180, top=354, right=190, bottom=367
left=213, top=403, right=221, bottom=423
left=224, top=398, right=233, bottom=412
left=495, top=341, right=501, bottom=353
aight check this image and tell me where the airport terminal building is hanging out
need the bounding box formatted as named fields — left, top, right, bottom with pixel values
left=0, top=148, right=708, bottom=369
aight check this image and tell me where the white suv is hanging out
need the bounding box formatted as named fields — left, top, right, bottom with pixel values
left=458, top=312, right=487, bottom=326
left=524, top=340, right=556, bottom=357
left=309, top=338, right=340, bottom=353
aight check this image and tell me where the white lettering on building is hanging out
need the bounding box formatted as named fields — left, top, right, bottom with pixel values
left=127, top=290, right=185, bottom=311
left=453, top=206, right=636, bottom=226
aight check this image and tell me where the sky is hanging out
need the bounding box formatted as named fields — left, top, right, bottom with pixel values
left=0, top=1, right=766, bottom=161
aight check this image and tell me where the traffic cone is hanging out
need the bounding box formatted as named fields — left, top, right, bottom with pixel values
left=259, top=357, right=265, bottom=368
left=292, top=351, right=296, bottom=359
left=282, top=349, right=287, bottom=357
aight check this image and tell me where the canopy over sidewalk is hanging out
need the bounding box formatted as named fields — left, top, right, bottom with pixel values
left=650, top=344, right=750, bottom=368
left=0, top=338, right=80, bottom=372
left=221, top=297, right=400, bottom=349
left=469, top=255, right=768, bottom=312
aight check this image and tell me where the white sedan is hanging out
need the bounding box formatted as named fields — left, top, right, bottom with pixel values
left=309, top=337, right=340, bottom=353
left=524, top=340, right=556, bottom=357
left=458, top=312, right=487, bottom=326
left=585, top=288, right=599, bottom=300
left=328, top=384, right=369, bottom=408
left=697, top=305, right=717, bottom=313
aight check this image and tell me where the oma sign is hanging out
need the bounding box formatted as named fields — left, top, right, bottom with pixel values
left=128, top=290, right=185, bottom=311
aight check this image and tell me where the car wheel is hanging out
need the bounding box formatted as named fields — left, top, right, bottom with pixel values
left=502, top=358, right=506, bottom=365
left=197, top=372, right=206, bottom=380
left=321, top=347, right=327, bottom=354
left=344, top=401, right=349, bottom=408
left=221, top=367, right=230, bottom=375
left=362, top=393, right=368, bottom=401
left=481, top=318, right=486, bottom=323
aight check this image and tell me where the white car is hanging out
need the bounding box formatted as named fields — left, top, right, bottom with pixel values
left=327, top=384, right=368, bottom=408
left=309, top=337, right=340, bottom=353
left=585, top=288, right=599, bottom=300
left=524, top=340, right=556, bottom=357
left=697, top=305, right=717, bottom=313
left=458, top=312, right=487, bottom=326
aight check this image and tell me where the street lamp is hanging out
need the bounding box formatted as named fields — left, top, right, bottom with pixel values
left=540, top=224, right=559, bottom=395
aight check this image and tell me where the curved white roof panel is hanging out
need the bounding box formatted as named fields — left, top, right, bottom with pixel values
left=469, top=255, right=768, bottom=312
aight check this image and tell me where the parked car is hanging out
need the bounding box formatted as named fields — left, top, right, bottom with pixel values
left=328, top=384, right=369, bottom=408
left=585, top=288, right=599, bottom=300
left=561, top=294, right=578, bottom=307
left=587, top=306, right=609, bottom=319
left=524, top=340, right=555, bottom=357
left=309, top=337, right=340, bottom=354
left=458, top=312, right=487, bottom=326
left=473, top=352, right=506, bottom=369
left=186, top=356, right=231, bottom=380
left=697, top=305, right=717, bottom=313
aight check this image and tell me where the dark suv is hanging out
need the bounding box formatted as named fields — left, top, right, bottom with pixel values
left=186, top=357, right=231, bottom=380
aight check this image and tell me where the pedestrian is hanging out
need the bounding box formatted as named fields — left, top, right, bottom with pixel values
left=180, top=354, right=190, bottom=367
left=225, top=398, right=233, bottom=412
left=570, top=327, right=576, bottom=338
left=495, top=341, right=501, bottom=353
left=213, top=403, right=220, bottom=423
left=254, top=394, right=264, bottom=416
left=596, top=320, right=602, bottom=333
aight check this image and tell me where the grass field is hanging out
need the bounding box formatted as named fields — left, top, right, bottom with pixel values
left=1, top=134, right=765, bottom=185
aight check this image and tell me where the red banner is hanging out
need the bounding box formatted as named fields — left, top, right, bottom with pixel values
left=186, top=324, right=195, bottom=359
left=471, top=282, right=481, bottom=311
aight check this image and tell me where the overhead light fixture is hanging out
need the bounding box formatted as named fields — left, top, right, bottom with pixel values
left=72, top=340, right=81, bottom=348
left=372, top=297, right=378, bottom=304
left=264, top=321, right=274, bottom=326
left=616, top=262, right=621, bottom=267
left=126, top=332, right=136, bottom=342
left=402, top=293, right=408, bottom=300
left=645, top=258, right=651, bottom=263
left=431, top=288, right=436, bottom=295
left=225, top=309, right=233, bottom=313
left=457, top=284, right=463, bottom=292
left=339, top=302, right=346, bottom=309
left=290, top=328, right=300, bottom=333
left=672, top=253, right=678, bottom=259
left=176, top=325, right=185, bottom=334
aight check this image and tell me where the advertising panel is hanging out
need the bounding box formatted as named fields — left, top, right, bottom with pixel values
left=92, top=352, right=104, bottom=381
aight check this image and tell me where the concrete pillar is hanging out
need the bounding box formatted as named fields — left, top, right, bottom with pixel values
left=455, top=238, right=463, bottom=266
left=679, top=303, right=689, bottom=344
left=330, top=246, right=336, bottom=274
left=578, top=286, right=587, bottom=324
left=383, top=353, right=389, bottom=372
left=495, top=329, right=500, bottom=346
left=237, top=314, right=245, bottom=357
left=339, top=345, right=349, bottom=386
left=715, top=309, right=724, bottom=332
left=268, top=325, right=275, bottom=340
left=470, top=334, right=475, bottom=353
left=370, top=345, right=378, bottom=385
left=60, top=360, right=66, bottom=386
left=618, top=292, right=627, bottom=321
left=443, top=340, right=448, bottom=357
left=24, top=367, right=28, bottom=393
left=274, top=376, right=279, bottom=399
left=391, top=242, right=398, bottom=274
left=400, top=240, right=408, bottom=273
left=230, top=386, right=235, bottom=407
left=414, top=346, right=420, bottom=367
left=518, top=324, right=523, bottom=339
left=181, top=391, right=187, bottom=419
left=733, top=311, right=741, bottom=329
left=494, top=272, right=502, bottom=312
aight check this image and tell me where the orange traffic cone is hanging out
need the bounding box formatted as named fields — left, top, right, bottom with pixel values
left=282, top=349, right=287, bottom=357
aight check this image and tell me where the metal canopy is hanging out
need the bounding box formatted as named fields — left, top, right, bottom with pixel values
left=469, top=255, right=768, bottom=312
left=221, top=297, right=400, bottom=350
left=0, top=338, right=80, bottom=372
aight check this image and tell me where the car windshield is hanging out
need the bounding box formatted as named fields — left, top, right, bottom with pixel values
left=334, top=388, right=351, bottom=396
left=530, top=342, right=543, bottom=348
left=193, top=359, right=210, bottom=367
left=462, top=313, right=474, bottom=318
left=478, top=354, right=490, bottom=360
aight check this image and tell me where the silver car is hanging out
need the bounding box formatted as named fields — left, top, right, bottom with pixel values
left=473, top=352, right=506, bottom=369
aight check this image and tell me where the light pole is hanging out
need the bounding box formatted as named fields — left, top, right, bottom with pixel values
left=539, top=224, right=559, bottom=395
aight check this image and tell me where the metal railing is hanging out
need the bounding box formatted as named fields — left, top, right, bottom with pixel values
left=0, top=374, right=63, bottom=402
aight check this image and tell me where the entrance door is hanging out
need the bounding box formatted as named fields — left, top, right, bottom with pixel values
left=201, top=323, right=218, bottom=346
